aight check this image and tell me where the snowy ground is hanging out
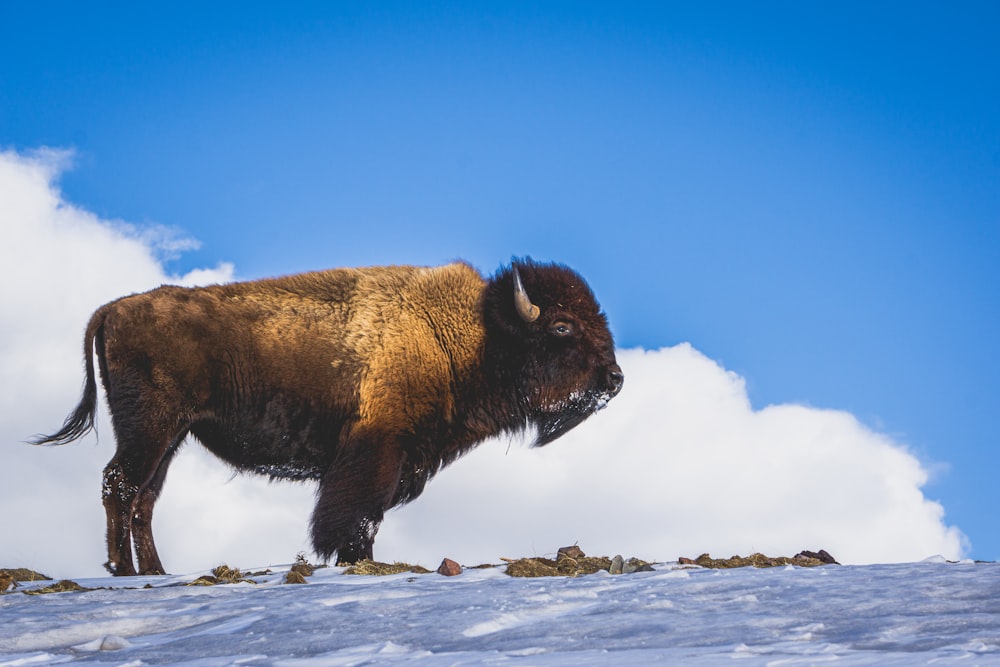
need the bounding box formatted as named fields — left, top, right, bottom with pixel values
left=2, top=559, right=998, bottom=666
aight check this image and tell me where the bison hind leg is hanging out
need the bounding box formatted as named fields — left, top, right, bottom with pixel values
left=130, top=442, right=182, bottom=575
left=102, top=422, right=187, bottom=576
left=102, top=460, right=140, bottom=576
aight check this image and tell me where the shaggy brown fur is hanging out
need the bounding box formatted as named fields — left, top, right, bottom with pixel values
left=34, top=259, right=623, bottom=575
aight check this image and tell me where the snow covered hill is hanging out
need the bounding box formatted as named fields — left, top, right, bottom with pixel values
left=2, top=559, right=998, bottom=665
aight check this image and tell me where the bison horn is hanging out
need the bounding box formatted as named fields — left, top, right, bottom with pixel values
left=512, top=266, right=541, bottom=323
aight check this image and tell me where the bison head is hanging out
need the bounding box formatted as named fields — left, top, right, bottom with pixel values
left=484, top=258, right=624, bottom=445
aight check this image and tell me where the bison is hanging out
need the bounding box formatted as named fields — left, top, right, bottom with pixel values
left=35, top=259, right=623, bottom=575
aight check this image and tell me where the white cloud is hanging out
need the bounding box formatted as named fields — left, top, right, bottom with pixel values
left=0, top=148, right=244, bottom=576
left=0, top=148, right=966, bottom=578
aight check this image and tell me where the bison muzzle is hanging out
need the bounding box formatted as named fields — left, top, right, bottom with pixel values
left=34, top=259, right=623, bottom=575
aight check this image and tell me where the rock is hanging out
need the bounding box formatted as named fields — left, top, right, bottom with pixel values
left=623, top=557, right=655, bottom=573
left=609, top=555, right=624, bottom=575
left=437, top=558, right=462, bottom=576
left=609, top=556, right=654, bottom=574
left=557, top=545, right=586, bottom=560
left=795, top=549, right=840, bottom=565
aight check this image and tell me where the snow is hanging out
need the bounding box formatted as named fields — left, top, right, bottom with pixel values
left=2, top=560, right=999, bottom=666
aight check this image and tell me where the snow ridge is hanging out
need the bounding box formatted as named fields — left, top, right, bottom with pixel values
left=1, top=561, right=998, bottom=666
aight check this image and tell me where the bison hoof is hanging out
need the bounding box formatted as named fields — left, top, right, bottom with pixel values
left=105, top=560, right=138, bottom=577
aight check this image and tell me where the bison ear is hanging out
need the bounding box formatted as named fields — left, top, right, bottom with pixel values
left=512, top=266, right=541, bottom=323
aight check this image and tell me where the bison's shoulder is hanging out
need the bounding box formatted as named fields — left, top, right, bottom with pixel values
left=346, top=263, right=489, bottom=427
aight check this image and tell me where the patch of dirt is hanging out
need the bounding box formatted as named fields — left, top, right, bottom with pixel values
left=503, top=555, right=614, bottom=577
left=284, top=554, right=318, bottom=584
left=284, top=570, right=308, bottom=584
left=0, top=568, right=51, bottom=582
left=5, top=547, right=839, bottom=591
left=502, top=546, right=652, bottom=578
left=186, top=564, right=267, bottom=586
left=2, top=569, right=54, bottom=594
left=23, top=580, right=96, bottom=595
left=342, top=560, right=432, bottom=576
left=679, top=550, right=839, bottom=569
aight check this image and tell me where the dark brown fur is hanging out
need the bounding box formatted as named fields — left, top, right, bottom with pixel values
left=34, top=259, right=623, bottom=575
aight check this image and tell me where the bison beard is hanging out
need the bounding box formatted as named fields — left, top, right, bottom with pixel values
left=33, top=259, right=623, bottom=575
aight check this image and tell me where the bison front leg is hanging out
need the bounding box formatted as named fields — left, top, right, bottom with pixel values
left=311, top=434, right=404, bottom=565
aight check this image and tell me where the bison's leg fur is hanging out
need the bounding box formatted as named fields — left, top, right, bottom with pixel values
left=131, top=443, right=181, bottom=575
left=103, top=436, right=183, bottom=576
left=102, top=378, right=189, bottom=576
left=102, top=459, right=139, bottom=576
left=311, top=432, right=404, bottom=564
left=334, top=518, right=377, bottom=563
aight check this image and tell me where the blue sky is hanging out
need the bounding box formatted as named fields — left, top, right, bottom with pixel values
left=2, top=3, right=997, bottom=563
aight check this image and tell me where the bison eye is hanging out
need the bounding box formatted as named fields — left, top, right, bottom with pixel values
left=549, top=321, right=575, bottom=337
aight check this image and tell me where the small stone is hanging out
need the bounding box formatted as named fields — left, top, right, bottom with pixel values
left=795, top=549, right=840, bottom=565
left=609, top=555, right=624, bottom=575
left=557, top=545, right=586, bottom=560
left=623, top=558, right=654, bottom=574
left=678, top=557, right=697, bottom=566
left=437, top=558, right=462, bottom=576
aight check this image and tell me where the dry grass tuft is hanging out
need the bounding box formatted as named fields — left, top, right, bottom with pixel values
left=1, top=568, right=51, bottom=582
left=679, top=552, right=836, bottom=568
left=503, top=554, right=618, bottom=578
left=284, top=570, right=308, bottom=584
left=342, top=559, right=431, bottom=576
left=186, top=564, right=264, bottom=586
left=502, top=545, right=652, bottom=578
left=284, top=554, right=318, bottom=584
left=23, top=579, right=95, bottom=595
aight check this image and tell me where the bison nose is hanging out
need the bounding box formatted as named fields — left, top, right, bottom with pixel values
left=606, top=365, right=624, bottom=396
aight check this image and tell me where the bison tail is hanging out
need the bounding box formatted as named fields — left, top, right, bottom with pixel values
left=31, top=306, right=108, bottom=446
